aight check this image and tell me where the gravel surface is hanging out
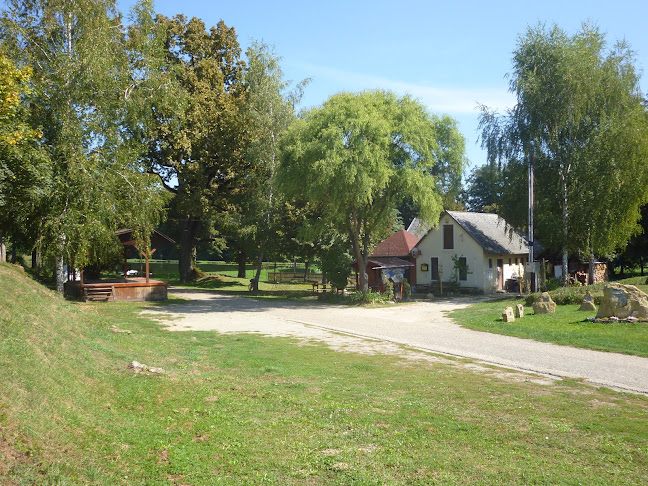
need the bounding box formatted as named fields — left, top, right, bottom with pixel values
left=142, top=288, right=648, bottom=395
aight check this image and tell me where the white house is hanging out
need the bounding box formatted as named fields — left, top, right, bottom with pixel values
left=411, top=211, right=530, bottom=293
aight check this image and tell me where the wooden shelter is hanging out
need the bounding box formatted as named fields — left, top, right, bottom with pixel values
left=115, top=228, right=175, bottom=283
left=69, top=229, right=175, bottom=302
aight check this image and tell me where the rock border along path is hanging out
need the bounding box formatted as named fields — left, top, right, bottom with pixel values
left=142, top=289, right=648, bottom=395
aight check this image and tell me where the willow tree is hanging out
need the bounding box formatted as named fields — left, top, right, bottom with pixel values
left=278, top=90, right=454, bottom=294
left=479, top=23, right=648, bottom=280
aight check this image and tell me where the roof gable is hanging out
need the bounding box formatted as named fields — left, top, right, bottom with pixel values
left=372, top=229, right=419, bottom=257
left=445, top=211, right=529, bottom=255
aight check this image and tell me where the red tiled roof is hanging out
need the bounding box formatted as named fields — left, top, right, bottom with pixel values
left=372, top=229, right=419, bottom=257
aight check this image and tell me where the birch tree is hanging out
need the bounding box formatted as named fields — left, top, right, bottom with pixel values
left=2, top=0, right=167, bottom=293
left=479, top=23, right=648, bottom=281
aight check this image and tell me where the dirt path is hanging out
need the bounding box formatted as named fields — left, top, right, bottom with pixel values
left=142, top=289, right=648, bottom=395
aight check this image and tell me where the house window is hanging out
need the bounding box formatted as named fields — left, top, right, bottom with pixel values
left=515, top=258, right=518, bottom=265
left=509, top=258, right=512, bottom=265
left=458, top=257, right=468, bottom=281
left=443, top=225, right=454, bottom=249
left=431, top=257, right=439, bottom=281
left=522, top=257, right=525, bottom=265
left=489, top=258, right=492, bottom=269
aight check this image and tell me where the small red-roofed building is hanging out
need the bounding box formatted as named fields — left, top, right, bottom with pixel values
left=353, top=229, right=420, bottom=294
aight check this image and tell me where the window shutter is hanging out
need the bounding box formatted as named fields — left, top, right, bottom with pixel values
left=443, top=225, right=453, bottom=249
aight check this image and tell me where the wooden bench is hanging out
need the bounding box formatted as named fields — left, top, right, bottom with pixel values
left=309, top=281, right=328, bottom=294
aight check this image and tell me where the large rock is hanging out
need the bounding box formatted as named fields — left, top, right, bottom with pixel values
left=579, top=291, right=597, bottom=312
left=533, top=292, right=556, bottom=314
left=515, top=303, right=524, bottom=318
left=596, top=284, right=648, bottom=319
left=502, top=307, right=515, bottom=322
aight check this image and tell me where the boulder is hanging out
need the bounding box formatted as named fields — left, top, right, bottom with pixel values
left=128, top=361, right=148, bottom=373
left=502, top=306, right=515, bottom=322
left=596, top=284, right=648, bottom=320
left=533, top=292, right=556, bottom=314
left=579, top=291, right=597, bottom=312
left=515, top=303, right=524, bottom=318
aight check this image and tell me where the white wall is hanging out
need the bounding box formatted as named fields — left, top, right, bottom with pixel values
left=414, top=216, right=485, bottom=290
left=414, top=215, right=527, bottom=293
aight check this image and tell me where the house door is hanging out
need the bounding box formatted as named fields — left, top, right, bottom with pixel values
left=497, top=259, right=504, bottom=290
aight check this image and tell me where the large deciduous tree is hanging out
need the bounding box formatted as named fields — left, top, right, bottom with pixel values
left=479, top=23, right=648, bottom=281
left=279, top=90, right=456, bottom=294
left=2, top=0, right=167, bottom=294
left=234, top=41, right=305, bottom=290
left=141, top=14, right=248, bottom=282
left=0, top=53, right=49, bottom=263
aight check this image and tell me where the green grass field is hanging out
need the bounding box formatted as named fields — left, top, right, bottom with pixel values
left=450, top=277, right=648, bottom=358
left=126, top=259, right=321, bottom=286
left=2, top=263, right=648, bottom=484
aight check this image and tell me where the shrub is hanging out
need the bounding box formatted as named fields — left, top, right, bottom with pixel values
left=402, top=278, right=411, bottom=300
left=525, top=293, right=539, bottom=306
left=543, top=277, right=561, bottom=291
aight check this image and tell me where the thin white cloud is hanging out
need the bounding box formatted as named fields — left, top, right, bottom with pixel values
left=296, top=63, right=516, bottom=114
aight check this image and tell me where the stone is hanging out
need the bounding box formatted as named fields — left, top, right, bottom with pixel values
left=502, top=306, right=515, bottom=322
left=128, top=361, right=165, bottom=374
left=596, top=284, right=648, bottom=320
left=533, top=292, right=556, bottom=314
left=515, top=303, right=524, bottom=318
left=579, top=291, right=597, bottom=312
left=128, top=361, right=148, bottom=373
left=109, top=325, right=132, bottom=334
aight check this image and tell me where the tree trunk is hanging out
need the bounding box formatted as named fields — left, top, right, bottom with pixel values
left=253, top=251, right=264, bottom=292
left=237, top=250, right=247, bottom=278
left=32, top=248, right=40, bottom=271
left=179, top=218, right=199, bottom=283
left=303, top=260, right=310, bottom=281
left=55, top=235, right=66, bottom=296
left=55, top=251, right=65, bottom=296
left=0, top=234, right=5, bottom=263
left=351, top=235, right=369, bottom=294
left=561, top=171, right=569, bottom=284
left=353, top=244, right=369, bottom=294
left=588, top=249, right=595, bottom=286
left=10, top=242, right=16, bottom=264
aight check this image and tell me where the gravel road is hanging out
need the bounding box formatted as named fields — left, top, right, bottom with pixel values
left=143, top=288, right=648, bottom=395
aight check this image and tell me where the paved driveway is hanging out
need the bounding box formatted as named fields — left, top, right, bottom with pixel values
left=143, top=289, right=648, bottom=395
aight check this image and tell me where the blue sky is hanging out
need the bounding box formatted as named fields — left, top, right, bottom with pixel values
left=119, top=0, right=648, bottom=173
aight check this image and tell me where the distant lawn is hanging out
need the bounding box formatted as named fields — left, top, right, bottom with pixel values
left=3, top=263, right=648, bottom=484
left=123, top=259, right=334, bottom=301
left=450, top=298, right=648, bottom=357
left=170, top=273, right=318, bottom=300
left=127, top=259, right=320, bottom=285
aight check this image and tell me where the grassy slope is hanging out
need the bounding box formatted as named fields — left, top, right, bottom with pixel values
left=1, top=263, right=648, bottom=484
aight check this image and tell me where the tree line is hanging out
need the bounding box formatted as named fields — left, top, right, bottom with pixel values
left=0, top=0, right=466, bottom=295
left=1, top=4, right=646, bottom=294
